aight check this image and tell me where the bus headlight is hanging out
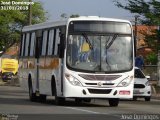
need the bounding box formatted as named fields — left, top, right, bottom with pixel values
left=117, top=76, right=133, bottom=87
left=65, top=73, right=82, bottom=86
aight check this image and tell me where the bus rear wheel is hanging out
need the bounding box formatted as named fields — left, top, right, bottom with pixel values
left=108, top=98, right=119, bottom=107
left=39, top=95, right=46, bottom=102
left=28, top=81, right=37, bottom=102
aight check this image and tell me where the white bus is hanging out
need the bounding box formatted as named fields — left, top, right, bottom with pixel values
left=19, top=16, right=134, bottom=107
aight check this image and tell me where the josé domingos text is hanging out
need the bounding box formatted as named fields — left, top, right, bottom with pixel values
left=1, top=1, right=34, bottom=5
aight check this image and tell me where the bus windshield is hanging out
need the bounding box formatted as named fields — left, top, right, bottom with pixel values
left=66, top=21, right=133, bottom=73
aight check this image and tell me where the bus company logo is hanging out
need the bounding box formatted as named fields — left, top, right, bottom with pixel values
left=97, top=82, right=103, bottom=86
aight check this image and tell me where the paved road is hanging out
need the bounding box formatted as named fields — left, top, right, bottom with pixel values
left=0, top=86, right=160, bottom=120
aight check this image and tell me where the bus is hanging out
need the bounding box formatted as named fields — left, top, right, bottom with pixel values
left=19, top=16, right=134, bottom=107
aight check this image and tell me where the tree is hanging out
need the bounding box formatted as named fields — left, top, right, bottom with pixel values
left=60, top=13, right=80, bottom=19
left=60, top=13, right=68, bottom=19
left=113, top=0, right=160, bottom=64
left=113, top=0, right=160, bottom=25
left=146, top=52, right=158, bottom=64
left=70, top=14, right=79, bottom=18
left=0, top=0, right=47, bottom=55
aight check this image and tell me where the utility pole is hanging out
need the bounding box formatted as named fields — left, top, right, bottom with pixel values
left=158, top=23, right=160, bottom=86
left=28, top=0, right=32, bottom=25
left=134, top=15, right=139, bottom=57
left=158, top=50, right=160, bottom=86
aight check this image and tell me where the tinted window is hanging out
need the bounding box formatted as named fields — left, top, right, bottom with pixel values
left=48, top=29, right=55, bottom=55
left=30, top=32, right=35, bottom=56
left=69, top=21, right=131, bottom=34
left=21, top=33, right=26, bottom=56
left=54, top=29, right=60, bottom=55
left=134, top=69, right=145, bottom=78
left=42, top=30, right=48, bottom=56
left=28, top=33, right=32, bottom=56
left=25, top=33, right=30, bottom=56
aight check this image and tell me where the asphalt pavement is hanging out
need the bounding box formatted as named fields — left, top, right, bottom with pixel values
left=0, top=85, right=160, bottom=120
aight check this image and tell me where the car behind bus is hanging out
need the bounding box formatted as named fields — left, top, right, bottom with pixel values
left=1, top=58, right=18, bottom=81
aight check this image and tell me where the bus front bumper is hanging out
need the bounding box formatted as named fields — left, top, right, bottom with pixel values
left=63, top=81, right=133, bottom=99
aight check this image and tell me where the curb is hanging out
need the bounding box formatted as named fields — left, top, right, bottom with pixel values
left=151, top=94, right=160, bottom=100
left=0, top=80, right=20, bottom=87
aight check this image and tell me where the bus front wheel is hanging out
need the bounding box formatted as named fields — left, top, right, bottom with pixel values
left=52, top=79, right=65, bottom=105
left=108, top=98, right=119, bottom=107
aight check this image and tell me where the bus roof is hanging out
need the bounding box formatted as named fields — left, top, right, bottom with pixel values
left=22, top=20, right=67, bottom=32
left=68, top=16, right=131, bottom=23
left=22, top=16, right=131, bottom=32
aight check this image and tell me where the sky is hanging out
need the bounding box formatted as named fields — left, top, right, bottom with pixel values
left=35, top=0, right=134, bottom=22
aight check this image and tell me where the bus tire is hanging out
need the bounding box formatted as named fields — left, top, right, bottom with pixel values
left=28, top=78, right=37, bottom=102
left=51, top=78, right=65, bottom=105
left=39, top=95, right=46, bottom=102
left=54, top=88, right=65, bottom=105
left=108, top=98, right=119, bottom=107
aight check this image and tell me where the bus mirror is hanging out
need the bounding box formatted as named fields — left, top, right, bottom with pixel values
left=58, top=34, right=65, bottom=58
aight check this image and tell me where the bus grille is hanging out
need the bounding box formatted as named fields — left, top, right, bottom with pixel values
left=79, top=74, right=121, bottom=81
left=134, top=84, right=145, bottom=88
left=85, top=83, right=114, bottom=86
left=88, top=89, right=112, bottom=94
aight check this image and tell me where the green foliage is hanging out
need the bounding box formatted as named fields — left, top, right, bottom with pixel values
left=113, top=0, right=160, bottom=64
left=60, top=13, right=80, bottom=19
left=70, top=14, right=80, bottom=18
left=146, top=52, right=158, bottom=65
left=0, top=0, right=47, bottom=53
left=139, top=28, right=158, bottom=50
left=113, top=0, right=160, bottom=25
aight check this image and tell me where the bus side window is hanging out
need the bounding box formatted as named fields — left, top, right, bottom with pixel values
left=30, top=32, right=35, bottom=56
left=25, top=33, right=30, bottom=56
left=47, top=29, right=55, bottom=55
left=35, top=30, right=42, bottom=58
left=54, top=28, right=60, bottom=56
left=20, top=33, right=26, bottom=57
left=58, top=26, right=66, bottom=58
left=28, top=33, right=32, bottom=56
left=41, top=30, right=48, bottom=56
left=52, top=29, right=56, bottom=55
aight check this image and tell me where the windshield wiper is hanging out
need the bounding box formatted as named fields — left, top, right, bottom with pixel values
left=105, top=34, right=118, bottom=71
left=106, top=34, right=118, bottom=49
left=82, top=33, right=93, bottom=50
